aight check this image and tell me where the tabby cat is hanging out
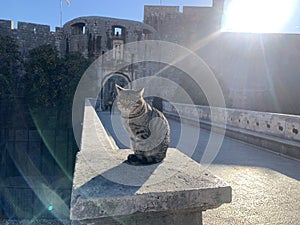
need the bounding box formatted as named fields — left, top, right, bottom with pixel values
left=115, top=84, right=170, bottom=165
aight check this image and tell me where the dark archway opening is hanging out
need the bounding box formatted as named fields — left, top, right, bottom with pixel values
left=100, top=74, right=130, bottom=111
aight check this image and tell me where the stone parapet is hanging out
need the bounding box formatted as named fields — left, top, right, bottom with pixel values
left=70, top=99, right=231, bottom=225
left=163, top=102, right=300, bottom=159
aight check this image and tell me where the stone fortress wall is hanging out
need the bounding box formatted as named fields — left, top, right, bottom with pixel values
left=62, top=16, right=156, bottom=58
left=144, top=2, right=224, bottom=44
left=0, top=1, right=225, bottom=61
left=0, top=19, right=57, bottom=58
left=0, top=16, right=160, bottom=110
left=2, top=0, right=300, bottom=114
left=144, top=2, right=300, bottom=114
left=0, top=16, right=156, bottom=58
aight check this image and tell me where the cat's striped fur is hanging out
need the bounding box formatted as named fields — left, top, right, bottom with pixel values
left=115, top=84, right=170, bottom=165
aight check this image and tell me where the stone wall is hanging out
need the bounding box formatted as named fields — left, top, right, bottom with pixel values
left=0, top=127, right=77, bottom=219
left=143, top=3, right=300, bottom=115
left=1, top=0, right=300, bottom=114
left=0, top=19, right=56, bottom=58
left=70, top=98, right=231, bottom=225
left=144, top=2, right=225, bottom=45
left=0, top=16, right=156, bottom=59
left=163, top=101, right=300, bottom=159
left=0, top=19, right=13, bottom=34
left=195, top=32, right=300, bottom=114
left=61, top=16, right=156, bottom=58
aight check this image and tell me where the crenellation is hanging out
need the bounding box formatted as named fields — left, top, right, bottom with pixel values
left=144, top=5, right=180, bottom=17
left=17, top=21, right=50, bottom=33
left=0, top=20, right=56, bottom=58
left=144, top=6, right=180, bottom=28
left=183, top=6, right=212, bottom=17
left=212, top=0, right=226, bottom=12
left=0, top=15, right=157, bottom=60
left=144, top=3, right=225, bottom=44
left=2, top=0, right=300, bottom=114
left=5, top=6, right=216, bottom=59
left=0, top=19, right=12, bottom=27
left=0, top=19, right=13, bottom=35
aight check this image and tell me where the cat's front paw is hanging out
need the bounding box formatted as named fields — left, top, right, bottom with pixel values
left=126, top=154, right=140, bottom=165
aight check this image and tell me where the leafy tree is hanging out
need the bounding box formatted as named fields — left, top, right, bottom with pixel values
left=25, top=45, right=61, bottom=108
left=59, top=52, right=91, bottom=111
left=25, top=45, right=91, bottom=127
left=0, top=35, right=22, bottom=100
left=56, top=52, right=91, bottom=126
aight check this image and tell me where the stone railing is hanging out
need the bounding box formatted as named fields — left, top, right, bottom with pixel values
left=70, top=99, right=232, bottom=225
left=163, top=102, right=300, bottom=159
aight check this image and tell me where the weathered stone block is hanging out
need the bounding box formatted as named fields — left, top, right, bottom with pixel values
left=70, top=100, right=232, bottom=225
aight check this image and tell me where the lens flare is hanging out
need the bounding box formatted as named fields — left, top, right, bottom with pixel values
left=223, top=0, right=295, bottom=33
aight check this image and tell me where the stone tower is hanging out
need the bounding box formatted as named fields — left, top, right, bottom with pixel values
left=62, top=16, right=155, bottom=59
left=143, top=0, right=225, bottom=46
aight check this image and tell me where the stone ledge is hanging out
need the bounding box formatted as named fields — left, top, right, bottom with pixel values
left=166, top=112, right=300, bottom=160
left=71, top=149, right=232, bottom=221
left=70, top=99, right=232, bottom=224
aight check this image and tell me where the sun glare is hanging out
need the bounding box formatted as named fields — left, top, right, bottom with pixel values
left=223, top=0, right=295, bottom=33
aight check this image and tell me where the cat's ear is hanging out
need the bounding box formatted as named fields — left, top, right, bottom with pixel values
left=115, top=84, right=124, bottom=94
left=137, top=87, right=144, bottom=97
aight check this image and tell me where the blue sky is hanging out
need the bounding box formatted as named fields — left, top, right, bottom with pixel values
left=1, top=0, right=300, bottom=33
left=1, top=0, right=211, bottom=31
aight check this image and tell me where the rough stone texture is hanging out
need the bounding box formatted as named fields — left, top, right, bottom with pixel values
left=202, top=150, right=300, bottom=225
left=0, top=19, right=56, bottom=59
left=100, top=111, right=300, bottom=225
left=3, top=1, right=300, bottom=113
left=163, top=101, right=300, bottom=159
left=2, top=108, right=300, bottom=224
left=63, top=16, right=156, bottom=58
left=70, top=100, right=231, bottom=224
left=72, top=209, right=202, bottom=225
left=0, top=15, right=156, bottom=60
left=144, top=3, right=224, bottom=44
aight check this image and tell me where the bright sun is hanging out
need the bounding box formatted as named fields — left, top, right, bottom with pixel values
left=222, top=0, right=295, bottom=33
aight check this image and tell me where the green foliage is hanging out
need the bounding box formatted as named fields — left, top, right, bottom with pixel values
left=59, top=52, right=91, bottom=110
left=0, top=35, right=22, bottom=99
left=56, top=52, right=91, bottom=127
left=25, top=45, right=91, bottom=127
left=25, top=45, right=61, bottom=107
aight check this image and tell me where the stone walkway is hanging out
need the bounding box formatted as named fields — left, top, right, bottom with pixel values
left=99, top=111, right=300, bottom=225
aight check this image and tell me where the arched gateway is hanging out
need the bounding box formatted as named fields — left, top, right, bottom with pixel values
left=100, top=73, right=131, bottom=111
